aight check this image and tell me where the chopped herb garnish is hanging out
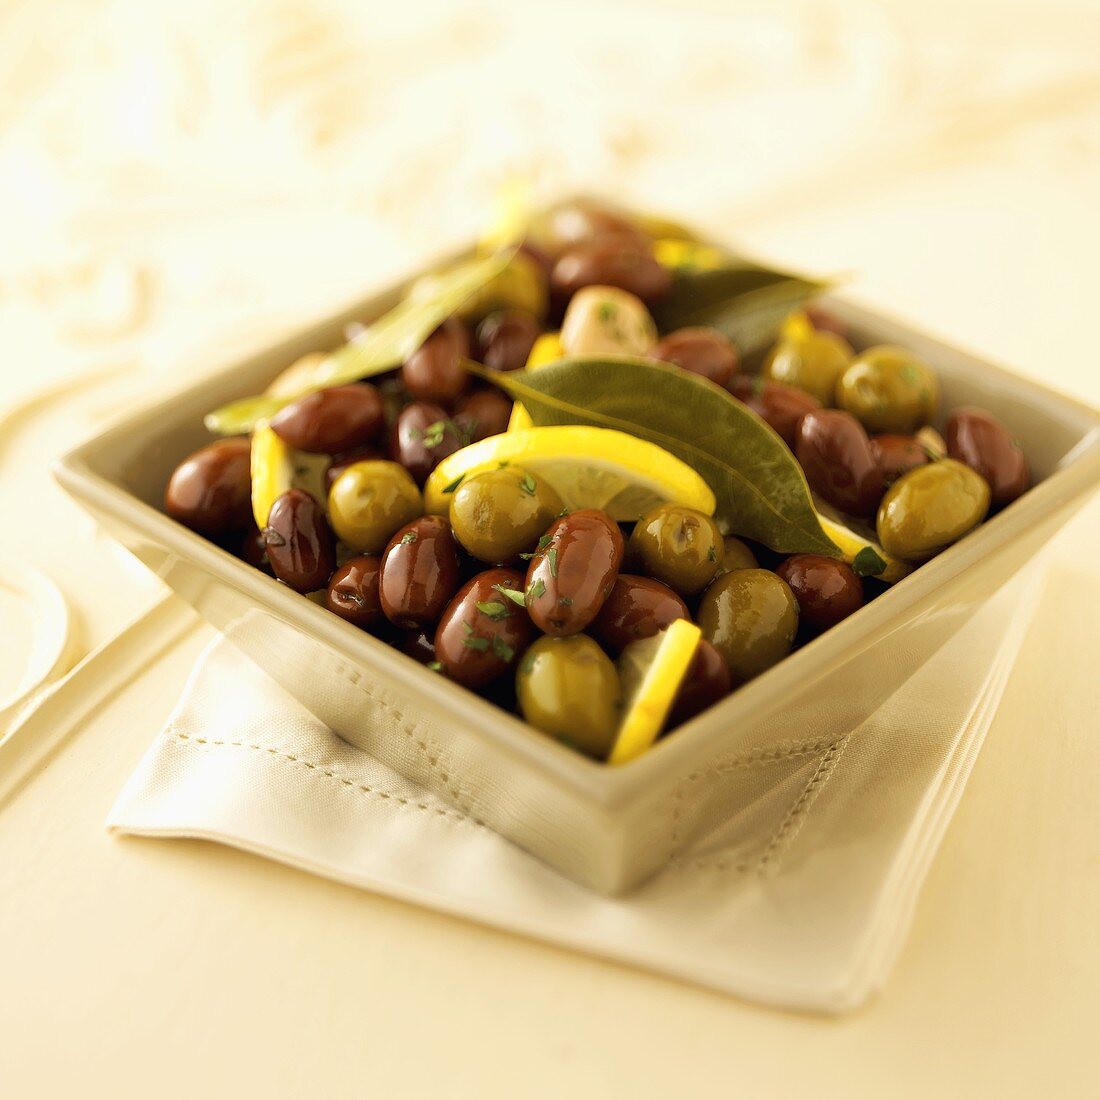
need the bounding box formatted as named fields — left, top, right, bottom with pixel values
left=519, top=474, right=537, bottom=496
left=475, top=600, right=509, bottom=621
left=462, top=635, right=491, bottom=652
left=493, top=584, right=526, bottom=607
left=527, top=578, right=546, bottom=601
left=537, top=533, right=553, bottom=551
left=400, top=530, right=418, bottom=544
left=556, top=507, right=570, bottom=518
left=707, top=545, right=717, bottom=562
left=546, top=547, right=558, bottom=578
left=598, top=302, right=617, bottom=322
left=491, top=635, right=515, bottom=662
left=442, top=473, right=465, bottom=494
left=421, top=420, right=447, bottom=447
left=426, top=661, right=443, bottom=672
left=852, top=546, right=887, bottom=578
left=901, top=364, right=921, bottom=384
left=557, top=596, right=572, bottom=606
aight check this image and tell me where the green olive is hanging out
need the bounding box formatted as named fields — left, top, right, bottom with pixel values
left=448, top=465, right=563, bottom=562
left=627, top=504, right=723, bottom=595
left=763, top=326, right=853, bottom=405
left=516, top=635, right=621, bottom=757
left=876, top=458, right=990, bottom=561
left=697, top=569, right=799, bottom=684
left=836, top=345, right=939, bottom=434
left=328, top=460, right=423, bottom=552
left=716, top=535, right=759, bottom=575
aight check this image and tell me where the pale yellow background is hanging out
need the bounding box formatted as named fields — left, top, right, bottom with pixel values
left=2, top=0, right=1100, bottom=1096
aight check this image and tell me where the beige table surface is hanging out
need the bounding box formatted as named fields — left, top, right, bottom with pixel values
left=2, top=1, right=1100, bottom=1096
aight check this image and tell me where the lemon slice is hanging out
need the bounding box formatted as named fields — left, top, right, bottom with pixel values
left=609, top=620, right=702, bottom=765
left=251, top=422, right=296, bottom=529
left=508, top=331, right=564, bottom=432
left=424, top=426, right=716, bottom=520
left=815, top=500, right=911, bottom=585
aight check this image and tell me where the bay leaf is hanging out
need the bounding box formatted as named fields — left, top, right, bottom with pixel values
left=204, top=249, right=512, bottom=436
left=651, top=263, right=828, bottom=356
left=470, top=357, right=838, bottom=555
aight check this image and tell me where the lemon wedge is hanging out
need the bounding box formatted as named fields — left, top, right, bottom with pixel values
left=251, top=422, right=296, bottom=529
left=508, top=331, right=564, bottom=432
left=609, top=620, right=702, bottom=765
left=424, top=426, right=716, bottom=521
left=815, top=500, right=911, bottom=585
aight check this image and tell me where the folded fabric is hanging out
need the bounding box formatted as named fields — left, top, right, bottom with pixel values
left=108, top=567, right=1043, bottom=1013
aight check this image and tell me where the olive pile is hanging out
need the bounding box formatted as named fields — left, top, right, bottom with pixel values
left=164, top=200, right=1032, bottom=760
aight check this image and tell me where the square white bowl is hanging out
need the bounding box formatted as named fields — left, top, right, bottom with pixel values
left=55, top=231, right=1100, bottom=894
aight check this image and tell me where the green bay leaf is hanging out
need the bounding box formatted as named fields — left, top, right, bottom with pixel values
left=204, top=249, right=513, bottom=436
left=471, top=357, right=838, bottom=556
left=651, top=263, right=828, bottom=356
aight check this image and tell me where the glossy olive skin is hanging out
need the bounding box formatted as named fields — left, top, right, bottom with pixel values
left=650, top=327, right=739, bottom=387
left=698, top=569, right=799, bottom=684
left=269, top=383, right=384, bottom=454
left=668, top=639, right=731, bottom=729
left=727, top=377, right=821, bottom=449
left=837, top=346, right=939, bottom=434
left=263, top=488, right=336, bottom=593
left=449, top=466, right=564, bottom=563
left=550, top=240, right=672, bottom=306
left=627, top=504, right=723, bottom=596
left=475, top=311, right=540, bottom=373
left=796, top=409, right=884, bottom=517
left=525, top=510, right=624, bottom=636
left=379, top=516, right=461, bottom=628
left=946, top=406, right=1029, bottom=506
left=763, top=329, right=853, bottom=405
left=400, top=317, right=469, bottom=405
left=877, top=459, right=991, bottom=561
left=515, top=635, right=622, bottom=757
left=164, top=437, right=252, bottom=535
left=390, top=401, right=464, bottom=484
left=324, top=445, right=385, bottom=493
left=325, top=554, right=384, bottom=629
left=453, top=388, right=513, bottom=442
left=870, top=434, right=929, bottom=485
left=590, top=574, right=689, bottom=655
left=534, top=200, right=651, bottom=256
left=434, top=568, right=534, bottom=688
left=716, top=535, right=758, bottom=575
left=328, top=459, right=423, bottom=552
left=775, top=554, right=863, bottom=630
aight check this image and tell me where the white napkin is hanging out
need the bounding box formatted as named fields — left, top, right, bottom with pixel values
left=108, top=566, right=1043, bottom=1014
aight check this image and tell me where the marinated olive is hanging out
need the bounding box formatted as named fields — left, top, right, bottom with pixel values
left=525, top=510, right=624, bottom=635
left=529, top=200, right=651, bottom=257
left=324, top=445, right=385, bottom=493
left=946, top=406, right=1029, bottom=506
left=326, top=554, right=384, bottom=629
left=551, top=240, right=672, bottom=306
left=263, top=488, right=336, bottom=593
left=328, top=459, right=423, bottom=552
left=763, top=320, right=853, bottom=405
left=590, top=574, right=689, bottom=655
left=876, top=459, right=991, bottom=561
left=390, top=401, right=465, bottom=485
left=627, top=504, right=722, bottom=596
left=449, top=466, right=563, bottom=563
left=796, top=409, right=884, bottom=518
left=650, top=327, right=739, bottom=387
left=453, top=388, right=513, bottom=442
left=400, top=317, right=469, bottom=405
left=775, top=554, right=863, bottom=630
left=269, top=383, right=384, bottom=454
left=396, top=628, right=437, bottom=665
left=516, top=635, right=622, bottom=757
left=668, top=639, right=731, bottom=728
left=697, top=569, right=799, bottom=684
left=379, top=515, right=461, bottom=628
left=559, top=285, right=657, bottom=358
left=716, top=535, right=758, bottom=575
left=727, top=376, right=821, bottom=449
left=837, top=346, right=939, bottom=434
left=241, top=526, right=273, bottom=574
left=475, top=311, right=540, bottom=373
left=804, top=305, right=848, bottom=340
left=434, top=568, right=534, bottom=688
left=164, top=437, right=252, bottom=535
left=870, top=434, right=929, bottom=485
